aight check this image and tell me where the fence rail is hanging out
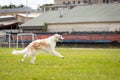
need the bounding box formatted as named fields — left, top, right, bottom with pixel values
left=0, top=33, right=120, bottom=48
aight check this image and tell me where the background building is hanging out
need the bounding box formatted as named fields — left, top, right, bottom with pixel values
left=20, top=4, right=120, bottom=33
left=54, top=0, right=119, bottom=4
left=42, top=0, right=120, bottom=12
left=0, top=15, right=18, bottom=33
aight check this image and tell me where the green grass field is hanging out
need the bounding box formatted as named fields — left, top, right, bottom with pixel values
left=0, top=48, right=120, bottom=80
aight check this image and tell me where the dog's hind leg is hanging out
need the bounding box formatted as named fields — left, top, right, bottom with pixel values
left=21, top=54, right=28, bottom=63
left=31, top=55, right=36, bottom=64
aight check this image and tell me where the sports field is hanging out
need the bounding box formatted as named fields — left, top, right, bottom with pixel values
left=0, top=48, right=120, bottom=80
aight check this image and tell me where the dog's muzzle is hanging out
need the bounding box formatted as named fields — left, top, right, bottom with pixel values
left=59, top=37, right=64, bottom=42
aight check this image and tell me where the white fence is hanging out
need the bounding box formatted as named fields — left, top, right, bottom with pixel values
left=0, top=33, right=12, bottom=48
left=16, top=33, right=37, bottom=48
left=0, top=33, right=37, bottom=48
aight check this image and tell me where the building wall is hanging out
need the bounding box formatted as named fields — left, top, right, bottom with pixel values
left=47, top=22, right=120, bottom=32
left=43, top=0, right=117, bottom=12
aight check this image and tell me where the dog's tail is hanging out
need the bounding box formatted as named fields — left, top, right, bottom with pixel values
left=12, top=48, right=27, bottom=55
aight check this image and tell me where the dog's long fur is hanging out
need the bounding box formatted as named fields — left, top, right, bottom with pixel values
left=12, top=34, right=64, bottom=64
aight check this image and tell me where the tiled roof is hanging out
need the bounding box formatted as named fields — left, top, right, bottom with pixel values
left=20, top=4, right=120, bottom=27
left=0, top=7, right=34, bottom=13
left=0, top=15, right=17, bottom=26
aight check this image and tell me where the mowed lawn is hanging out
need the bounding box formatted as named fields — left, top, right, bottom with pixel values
left=0, top=48, right=120, bottom=80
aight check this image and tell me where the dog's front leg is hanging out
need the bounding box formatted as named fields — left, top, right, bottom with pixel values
left=52, top=50, right=64, bottom=59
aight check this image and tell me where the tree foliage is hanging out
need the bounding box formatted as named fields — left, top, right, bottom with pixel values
left=37, top=4, right=54, bottom=10
left=0, top=4, right=25, bottom=9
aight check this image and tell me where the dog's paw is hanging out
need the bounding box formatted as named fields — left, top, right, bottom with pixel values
left=12, top=50, right=16, bottom=55
left=61, top=56, right=64, bottom=59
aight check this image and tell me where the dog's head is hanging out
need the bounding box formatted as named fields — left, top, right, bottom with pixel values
left=54, top=34, right=64, bottom=42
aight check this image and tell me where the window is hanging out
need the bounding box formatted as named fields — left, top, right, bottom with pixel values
left=73, top=1, right=75, bottom=4
left=68, top=1, right=70, bottom=4
left=51, top=7, right=55, bottom=10
left=78, top=1, right=81, bottom=4
left=103, top=0, right=109, bottom=3
left=106, top=0, right=109, bottom=3
left=63, top=2, right=65, bottom=5
left=103, top=0, right=105, bottom=3
left=83, top=0, right=88, bottom=3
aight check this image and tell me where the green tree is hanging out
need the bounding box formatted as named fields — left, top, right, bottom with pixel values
left=18, top=4, right=25, bottom=8
left=1, top=5, right=9, bottom=9
left=1, top=4, right=25, bottom=9
left=38, top=4, right=53, bottom=10
left=9, top=4, right=17, bottom=8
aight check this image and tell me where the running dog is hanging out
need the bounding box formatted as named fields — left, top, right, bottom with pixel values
left=12, top=34, right=64, bottom=64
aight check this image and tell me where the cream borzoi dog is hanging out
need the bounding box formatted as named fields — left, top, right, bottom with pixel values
left=12, top=34, right=64, bottom=64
